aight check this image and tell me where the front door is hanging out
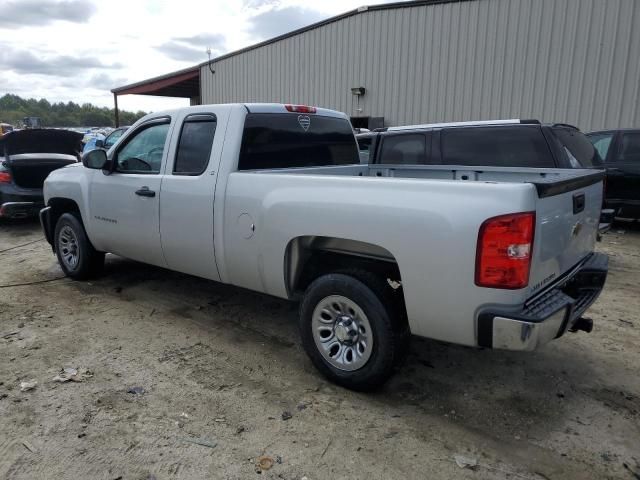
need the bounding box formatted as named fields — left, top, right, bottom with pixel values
left=88, top=118, right=172, bottom=267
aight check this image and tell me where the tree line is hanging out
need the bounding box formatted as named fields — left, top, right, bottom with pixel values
left=0, top=94, right=146, bottom=128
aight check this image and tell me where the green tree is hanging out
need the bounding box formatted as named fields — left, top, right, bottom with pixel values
left=0, top=93, right=147, bottom=128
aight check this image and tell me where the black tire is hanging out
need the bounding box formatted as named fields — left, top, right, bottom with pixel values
left=54, top=212, right=104, bottom=280
left=299, top=271, right=409, bottom=391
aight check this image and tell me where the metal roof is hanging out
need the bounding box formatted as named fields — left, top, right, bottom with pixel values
left=197, top=0, right=474, bottom=68
left=111, top=0, right=473, bottom=97
left=111, top=65, right=199, bottom=96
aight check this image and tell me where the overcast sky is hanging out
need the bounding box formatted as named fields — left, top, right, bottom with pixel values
left=0, top=0, right=397, bottom=113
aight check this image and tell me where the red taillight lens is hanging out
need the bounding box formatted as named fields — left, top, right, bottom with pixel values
left=285, top=104, right=316, bottom=113
left=475, top=212, right=535, bottom=289
left=0, top=171, right=11, bottom=183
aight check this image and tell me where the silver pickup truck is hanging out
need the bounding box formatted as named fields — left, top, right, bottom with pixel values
left=40, top=103, right=608, bottom=390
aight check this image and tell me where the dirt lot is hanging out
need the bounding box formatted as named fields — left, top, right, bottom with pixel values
left=0, top=219, right=639, bottom=480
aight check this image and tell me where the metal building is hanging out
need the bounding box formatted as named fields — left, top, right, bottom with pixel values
left=113, top=0, right=640, bottom=132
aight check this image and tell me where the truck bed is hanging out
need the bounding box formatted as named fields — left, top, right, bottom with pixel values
left=225, top=163, right=604, bottom=345
left=251, top=163, right=604, bottom=197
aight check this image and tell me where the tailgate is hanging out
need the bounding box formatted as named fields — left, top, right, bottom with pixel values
left=527, top=171, right=604, bottom=297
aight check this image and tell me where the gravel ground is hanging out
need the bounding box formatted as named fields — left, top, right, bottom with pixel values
left=0, top=218, right=639, bottom=480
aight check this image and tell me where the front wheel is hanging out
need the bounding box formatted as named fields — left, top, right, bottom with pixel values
left=299, top=272, right=407, bottom=391
left=54, top=213, right=104, bottom=280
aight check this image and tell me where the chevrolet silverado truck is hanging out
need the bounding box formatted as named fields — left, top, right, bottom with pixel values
left=40, top=104, right=608, bottom=390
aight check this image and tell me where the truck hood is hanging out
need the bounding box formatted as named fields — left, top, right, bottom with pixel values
left=0, top=129, right=83, bottom=157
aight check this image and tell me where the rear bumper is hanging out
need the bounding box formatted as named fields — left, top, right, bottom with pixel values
left=477, top=253, right=608, bottom=351
left=0, top=201, right=43, bottom=218
left=0, top=185, right=44, bottom=218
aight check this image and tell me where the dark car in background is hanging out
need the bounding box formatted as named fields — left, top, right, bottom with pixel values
left=357, top=120, right=603, bottom=168
left=587, top=129, right=640, bottom=218
left=357, top=120, right=612, bottom=230
left=0, top=129, right=82, bottom=219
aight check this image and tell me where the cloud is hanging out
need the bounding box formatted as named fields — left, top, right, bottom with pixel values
left=248, top=6, right=326, bottom=39
left=0, top=50, right=121, bottom=77
left=243, top=0, right=281, bottom=9
left=155, top=42, right=207, bottom=63
left=0, top=0, right=97, bottom=29
left=174, top=33, right=226, bottom=51
left=87, top=73, right=128, bottom=90
left=158, top=34, right=227, bottom=62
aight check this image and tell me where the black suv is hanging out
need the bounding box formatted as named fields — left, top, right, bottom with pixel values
left=357, top=120, right=602, bottom=169
left=356, top=120, right=611, bottom=230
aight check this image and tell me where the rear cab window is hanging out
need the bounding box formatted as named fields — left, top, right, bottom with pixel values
left=441, top=126, right=555, bottom=167
left=239, top=113, right=359, bottom=170
left=552, top=126, right=602, bottom=167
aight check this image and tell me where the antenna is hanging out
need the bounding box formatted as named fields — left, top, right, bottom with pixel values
left=206, top=47, right=215, bottom=74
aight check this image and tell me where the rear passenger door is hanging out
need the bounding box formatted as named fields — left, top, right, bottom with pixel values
left=159, top=109, right=228, bottom=281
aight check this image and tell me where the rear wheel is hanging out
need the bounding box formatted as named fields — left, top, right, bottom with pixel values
left=54, top=213, right=104, bottom=280
left=299, top=271, right=408, bottom=391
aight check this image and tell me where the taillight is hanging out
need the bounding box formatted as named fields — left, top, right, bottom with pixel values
left=285, top=104, right=316, bottom=113
left=0, top=171, right=11, bottom=183
left=475, top=212, right=535, bottom=289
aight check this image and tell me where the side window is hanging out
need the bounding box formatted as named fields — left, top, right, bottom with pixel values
left=115, top=122, right=170, bottom=174
left=378, top=134, right=428, bottom=165
left=587, top=133, right=614, bottom=162
left=552, top=127, right=602, bottom=167
left=174, top=114, right=217, bottom=175
left=615, top=132, right=640, bottom=163
left=442, top=126, right=555, bottom=167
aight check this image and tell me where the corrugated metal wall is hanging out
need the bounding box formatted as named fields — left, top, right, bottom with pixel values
left=201, top=0, right=640, bottom=131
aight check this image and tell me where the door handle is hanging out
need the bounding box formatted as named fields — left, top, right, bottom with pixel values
left=135, top=186, right=156, bottom=197
left=573, top=193, right=585, bottom=214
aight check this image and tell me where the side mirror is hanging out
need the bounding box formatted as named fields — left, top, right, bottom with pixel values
left=82, top=149, right=108, bottom=170
left=95, top=139, right=105, bottom=148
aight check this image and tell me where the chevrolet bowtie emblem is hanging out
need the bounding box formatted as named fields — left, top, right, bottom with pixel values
left=298, top=115, right=310, bottom=131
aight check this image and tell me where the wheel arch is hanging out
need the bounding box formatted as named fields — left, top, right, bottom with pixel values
left=284, top=235, right=404, bottom=298
left=47, top=197, right=83, bottom=232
